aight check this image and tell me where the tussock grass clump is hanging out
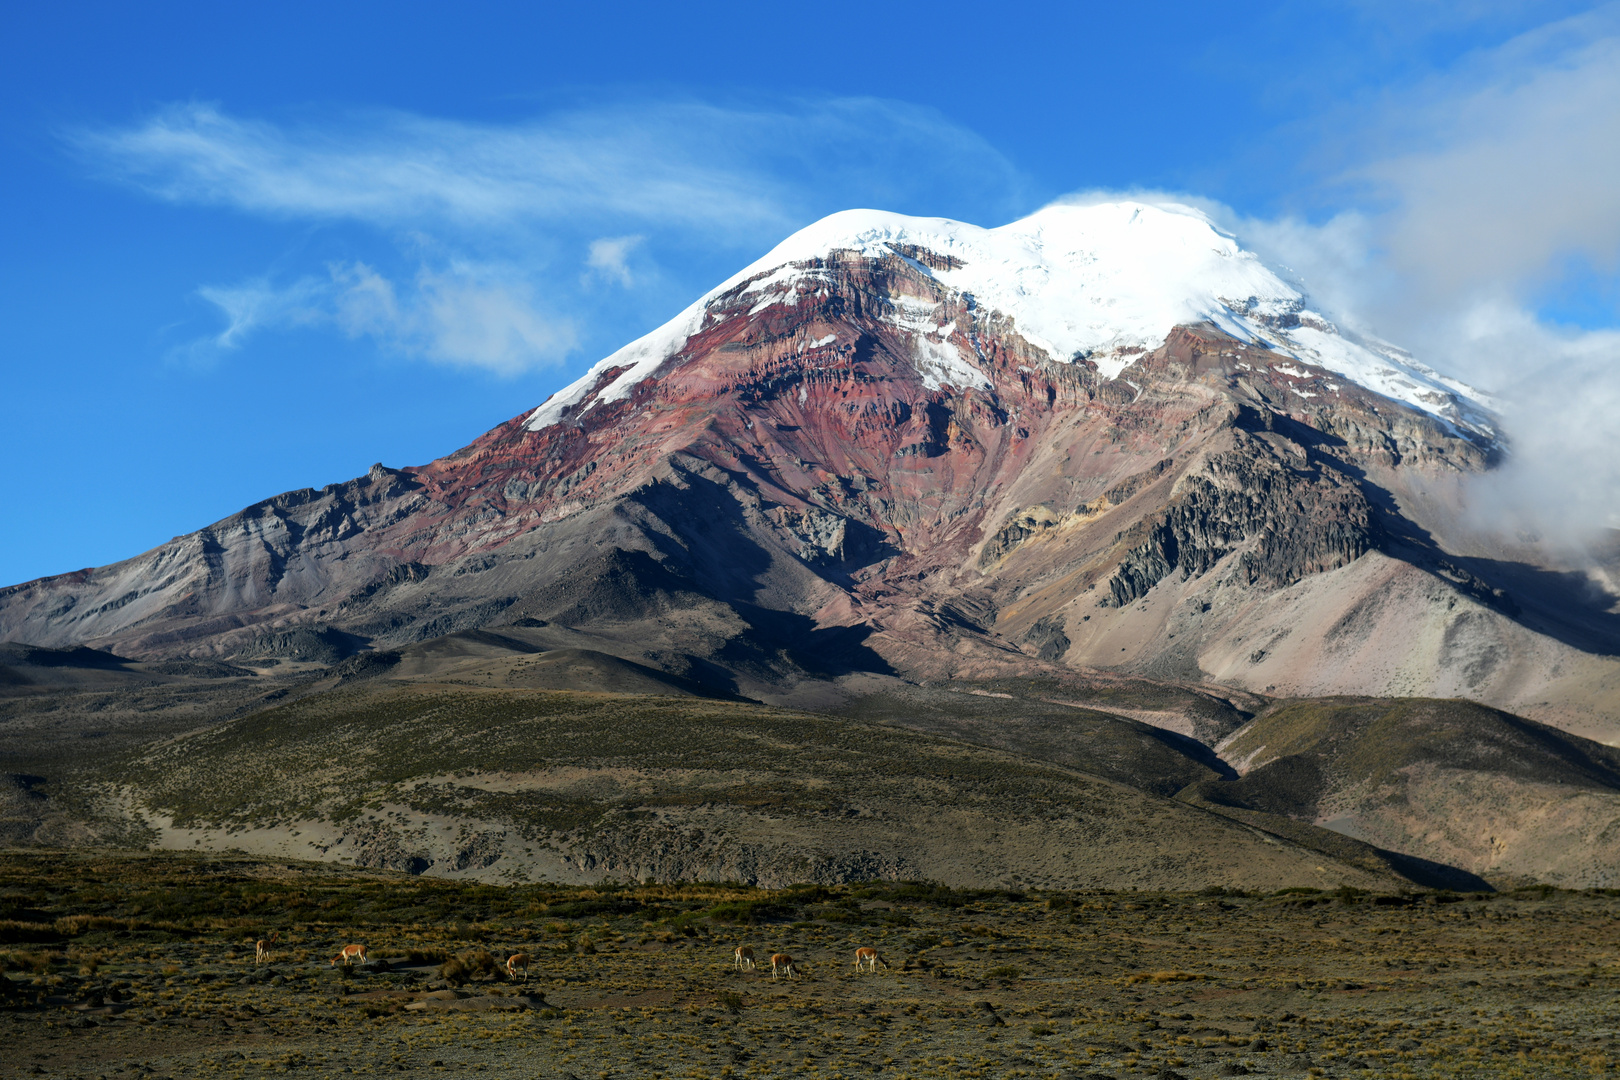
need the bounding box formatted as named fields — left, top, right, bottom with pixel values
left=1126, top=970, right=1207, bottom=984
left=544, top=897, right=643, bottom=920
left=72, top=947, right=110, bottom=976
left=0, top=949, right=57, bottom=973
left=463, top=949, right=498, bottom=977
left=438, top=949, right=498, bottom=984
left=0, top=919, right=58, bottom=945
left=403, top=947, right=449, bottom=964
left=54, top=914, right=132, bottom=935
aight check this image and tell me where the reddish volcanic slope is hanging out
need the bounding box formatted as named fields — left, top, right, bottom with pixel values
left=3, top=216, right=1618, bottom=738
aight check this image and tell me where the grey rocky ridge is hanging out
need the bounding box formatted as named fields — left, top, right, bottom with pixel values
left=2, top=201, right=1618, bottom=889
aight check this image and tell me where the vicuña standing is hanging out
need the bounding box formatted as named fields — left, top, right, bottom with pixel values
left=255, top=932, right=279, bottom=965
left=770, top=953, right=797, bottom=980
left=506, top=953, right=531, bottom=982
left=330, top=944, right=368, bottom=966
left=854, top=947, right=888, bottom=972
left=734, top=946, right=756, bottom=970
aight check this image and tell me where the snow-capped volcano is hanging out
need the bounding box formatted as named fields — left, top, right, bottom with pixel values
left=10, top=190, right=1612, bottom=744
left=528, top=201, right=1493, bottom=435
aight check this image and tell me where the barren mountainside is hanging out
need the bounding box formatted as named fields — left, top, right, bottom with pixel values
left=2, top=202, right=1614, bottom=738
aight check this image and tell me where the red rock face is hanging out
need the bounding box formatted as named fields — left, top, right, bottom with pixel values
left=0, top=244, right=1564, bottom=715
left=432, top=253, right=1075, bottom=556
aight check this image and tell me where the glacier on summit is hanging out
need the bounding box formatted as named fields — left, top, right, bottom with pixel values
left=526, top=201, right=1494, bottom=436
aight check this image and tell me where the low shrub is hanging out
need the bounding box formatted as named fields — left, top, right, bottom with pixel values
left=544, top=898, right=643, bottom=919
left=705, top=900, right=794, bottom=925
left=809, top=907, right=863, bottom=925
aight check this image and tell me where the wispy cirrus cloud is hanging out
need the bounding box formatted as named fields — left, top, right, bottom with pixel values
left=76, top=97, right=1024, bottom=374
left=72, top=98, right=1022, bottom=237
left=179, top=261, right=579, bottom=376
left=584, top=235, right=644, bottom=288
left=161, top=275, right=327, bottom=368
left=325, top=259, right=580, bottom=374
left=76, top=102, right=784, bottom=235
left=196, top=276, right=327, bottom=350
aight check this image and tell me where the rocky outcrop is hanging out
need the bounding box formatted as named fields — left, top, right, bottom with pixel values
left=238, top=626, right=368, bottom=664
left=980, top=506, right=1063, bottom=569
left=1104, top=428, right=1377, bottom=607
left=1022, top=615, right=1070, bottom=661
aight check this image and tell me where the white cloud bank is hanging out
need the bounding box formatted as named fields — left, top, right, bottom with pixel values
left=1337, top=10, right=1620, bottom=546
left=1147, top=7, right=1620, bottom=547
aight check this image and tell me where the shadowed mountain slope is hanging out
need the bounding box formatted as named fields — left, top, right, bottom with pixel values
left=0, top=623, right=1605, bottom=888
left=1186, top=697, right=1620, bottom=887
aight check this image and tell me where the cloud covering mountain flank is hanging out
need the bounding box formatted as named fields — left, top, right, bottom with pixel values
left=1170, top=10, right=1620, bottom=548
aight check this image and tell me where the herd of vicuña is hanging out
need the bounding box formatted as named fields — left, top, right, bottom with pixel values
left=256, top=936, right=886, bottom=985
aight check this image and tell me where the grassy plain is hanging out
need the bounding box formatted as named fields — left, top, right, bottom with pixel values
left=3, top=853, right=1618, bottom=1079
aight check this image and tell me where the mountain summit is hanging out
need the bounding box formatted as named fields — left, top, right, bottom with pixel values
left=532, top=202, right=1492, bottom=435
left=2, top=201, right=1615, bottom=739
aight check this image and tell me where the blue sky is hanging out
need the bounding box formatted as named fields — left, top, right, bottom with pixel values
left=3, top=1, right=1619, bottom=585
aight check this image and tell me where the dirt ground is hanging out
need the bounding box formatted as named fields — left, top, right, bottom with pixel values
left=3, top=856, right=1619, bottom=1079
